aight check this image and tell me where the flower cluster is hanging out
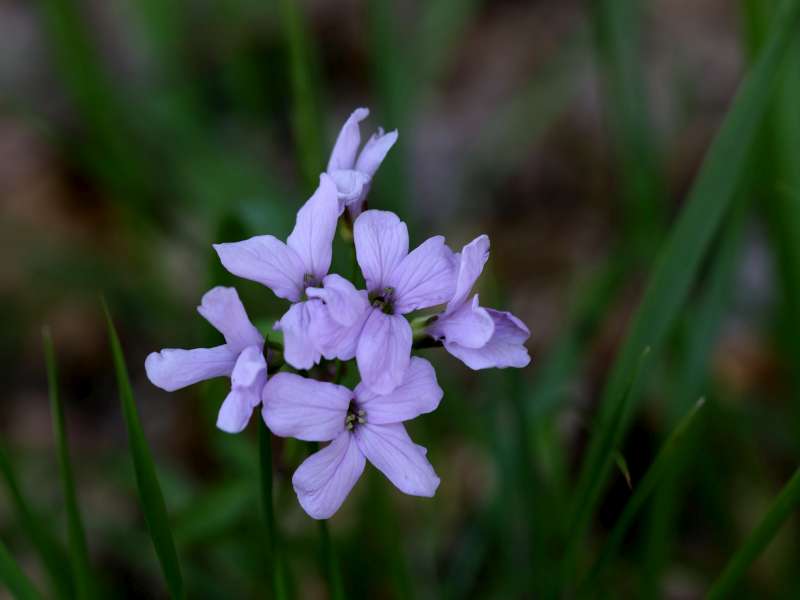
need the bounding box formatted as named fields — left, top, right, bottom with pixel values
left=145, top=108, right=530, bottom=519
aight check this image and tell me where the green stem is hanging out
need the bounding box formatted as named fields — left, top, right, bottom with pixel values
left=42, top=328, right=93, bottom=600
left=318, top=520, right=345, bottom=600
left=707, top=466, right=800, bottom=599
left=305, top=442, right=346, bottom=599
left=259, top=419, right=288, bottom=600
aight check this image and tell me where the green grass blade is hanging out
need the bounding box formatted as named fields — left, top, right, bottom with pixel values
left=591, top=0, right=665, bottom=255
left=565, top=346, right=652, bottom=573
left=278, top=0, right=325, bottom=190
left=707, top=466, right=800, bottom=599
left=365, top=0, right=412, bottom=218
left=258, top=418, right=289, bottom=600
left=0, top=538, right=42, bottom=600
left=0, top=443, right=73, bottom=598
left=102, top=302, right=184, bottom=599
left=638, top=159, right=752, bottom=596
left=42, top=328, right=93, bottom=599
left=580, top=398, right=707, bottom=590
left=35, top=0, right=154, bottom=211
left=566, top=0, right=800, bottom=569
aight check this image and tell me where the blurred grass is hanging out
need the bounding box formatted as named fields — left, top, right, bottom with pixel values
left=42, top=328, right=93, bottom=599
left=708, top=466, right=800, bottom=599
left=0, top=443, right=74, bottom=598
left=566, top=1, right=800, bottom=586
left=580, top=397, right=706, bottom=592
left=591, top=0, right=665, bottom=257
left=0, top=538, right=42, bottom=600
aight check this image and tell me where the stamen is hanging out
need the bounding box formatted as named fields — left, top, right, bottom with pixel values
left=344, top=399, right=366, bottom=431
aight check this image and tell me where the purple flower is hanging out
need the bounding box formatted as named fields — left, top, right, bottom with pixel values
left=327, top=108, right=398, bottom=218
left=307, top=210, right=456, bottom=394
left=145, top=287, right=266, bottom=433
left=262, top=357, right=442, bottom=519
left=213, top=175, right=340, bottom=370
left=428, top=235, right=531, bottom=369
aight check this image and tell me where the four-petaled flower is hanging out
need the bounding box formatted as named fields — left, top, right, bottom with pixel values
left=145, top=287, right=266, bottom=433
left=262, top=357, right=442, bottom=519
left=213, top=175, right=339, bottom=370
left=309, top=210, right=456, bottom=394
left=428, top=235, right=531, bottom=369
left=326, top=108, right=398, bottom=218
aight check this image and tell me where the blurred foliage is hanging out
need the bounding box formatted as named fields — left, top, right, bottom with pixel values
left=2, top=0, right=800, bottom=598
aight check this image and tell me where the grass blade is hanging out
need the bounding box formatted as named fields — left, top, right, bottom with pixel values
left=638, top=158, right=752, bottom=595
left=42, top=328, right=93, bottom=599
left=0, top=443, right=73, bottom=597
left=278, top=0, right=325, bottom=190
left=102, top=302, right=184, bottom=599
left=580, top=398, right=707, bottom=590
left=566, top=0, right=800, bottom=571
left=591, top=0, right=665, bottom=256
left=0, top=538, right=42, bottom=600
left=258, top=418, right=289, bottom=600
left=566, top=346, right=652, bottom=572
left=707, top=466, right=800, bottom=599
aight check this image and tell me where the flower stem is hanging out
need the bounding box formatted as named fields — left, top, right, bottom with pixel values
left=259, top=418, right=289, bottom=600
left=318, top=520, right=345, bottom=600
left=305, top=441, right=346, bottom=599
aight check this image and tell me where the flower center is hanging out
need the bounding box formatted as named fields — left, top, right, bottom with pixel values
left=369, top=286, right=395, bottom=315
left=303, top=273, right=321, bottom=288
left=344, top=399, right=366, bottom=431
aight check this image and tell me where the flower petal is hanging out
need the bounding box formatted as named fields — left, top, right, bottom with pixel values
left=328, top=169, right=370, bottom=208
left=307, top=299, right=369, bottom=361
left=306, top=274, right=370, bottom=327
left=145, top=345, right=236, bottom=392
left=213, top=236, right=306, bottom=302
left=447, top=235, right=490, bottom=313
left=429, top=294, right=494, bottom=349
left=354, top=210, right=409, bottom=292
left=286, top=174, right=340, bottom=280
left=197, top=286, right=263, bottom=352
left=275, top=302, right=321, bottom=370
left=354, top=423, right=439, bottom=497
left=356, top=310, right=412, bottom=394
left=445, top=309, right=531, bottom=369
left=355, top=357, right=442, bottom=424
left=216, top=346, right=267, bottom=433
left=388, top=235, right=457, bottom=313
left=355, top=128, right=398, bottom=177
left=292, top=432, right=365, bottom=519
left=262, top=372, right=350, bottom=441
left=327, top=107, right=369, bottom=172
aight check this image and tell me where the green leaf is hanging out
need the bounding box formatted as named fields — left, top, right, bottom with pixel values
left=566, top=0, right=800, bottom=574
left=707, top=466, right=800, bottom=599
left=42, top=327, right=93, bottom=599
left=0, top=443, right=73, bottom=597
left=0, top=538, right=42, bottom=600
left=102, top=301, right=184, bottom=599
left=579, top=398, right=707, bottom=590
